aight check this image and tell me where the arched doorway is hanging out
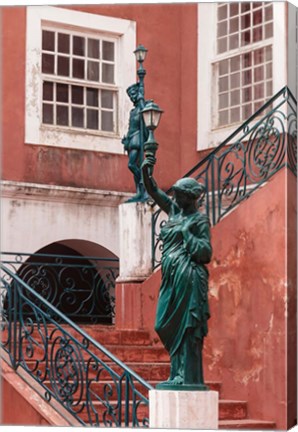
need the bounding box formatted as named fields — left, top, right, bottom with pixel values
left=4, top=241, right=119, bottom=325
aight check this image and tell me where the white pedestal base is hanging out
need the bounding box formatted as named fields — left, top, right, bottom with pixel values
left=118, top=202, right=153, bottom=282
left=149, top=389, right=219, bottom=429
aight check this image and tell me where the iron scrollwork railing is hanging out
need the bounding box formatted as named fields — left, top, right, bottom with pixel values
left=0, top=264, right=152, bottom=427
left=152, top=86, right=297, bottom=269
left=1, top=252, right=119, bottom=324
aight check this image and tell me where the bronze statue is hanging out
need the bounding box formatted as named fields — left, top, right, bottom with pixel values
left=122, top=83, right=149, bottom=202
left=142, top=155, right=212, bottom=390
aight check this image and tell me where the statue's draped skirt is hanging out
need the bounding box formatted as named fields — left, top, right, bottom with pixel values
left=155, top=211, right=211, bottom=357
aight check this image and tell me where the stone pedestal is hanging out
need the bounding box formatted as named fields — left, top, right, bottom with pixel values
left=117, top=201, right=153, bottom=282
left=149, top=389, right=218, bottom=429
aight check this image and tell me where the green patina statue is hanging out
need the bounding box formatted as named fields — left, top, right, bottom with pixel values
left=142, top=155, right=212, bottom=390
left=122, top=83, right=149, bottom=202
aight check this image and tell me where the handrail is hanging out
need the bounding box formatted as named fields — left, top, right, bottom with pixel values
left=1, top=252, right=119, bottom=323
left=152, top=86, right=297, bottom=269
left=0, top=263, right=152, bottom=427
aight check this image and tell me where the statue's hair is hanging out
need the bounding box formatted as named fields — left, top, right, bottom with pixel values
left=172, top=177, right=205, bottom=200
left=126, top=83, right=140, bottom=94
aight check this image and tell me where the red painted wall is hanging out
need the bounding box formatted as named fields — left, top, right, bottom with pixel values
left=116, top=168, right=296, bottom=429
left=2, top=4, right=198, bottom=192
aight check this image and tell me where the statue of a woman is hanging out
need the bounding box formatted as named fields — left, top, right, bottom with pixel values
left=142, top=155, right=212, bottom=390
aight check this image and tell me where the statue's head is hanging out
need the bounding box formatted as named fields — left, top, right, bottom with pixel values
left=172, top=178, right=205, bottom=208
left=127, top=83, right=140, bottom=103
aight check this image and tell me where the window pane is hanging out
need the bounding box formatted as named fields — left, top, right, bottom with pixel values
left=218, top=21, right=228, bottom=37
left=230, top=17, right=239, bottom=33
left=42, top=54, right=55, bottom=74
left=253, top=26, right=262, bottom=42
left=241, top=3, right=251, bottom=13
left=253, top=9, right=262, bottom=26
left=73, top=59, right=85, bottom=79
left=87, top=61, right=99, bottom=81
left=57, top=83, right=68, bottom=102
left=102, top=41, right=114, bottom=61
left=241, top=30, right=251, bottom=46
left=229, top=34, right=239, bottom=50
left=230, top=73, right=240, bottom=89
left=231, top=107, right=240, bottom=123
left=218, top=4, right=227, bottom=21
left=243, top=52, right=252, bottom=68
left=57, top=56, right=69, bottom=76
left=254, top=48, right=264, bottom=65
left=42, top=30, right=55, bottom=51
left=232, top=57, right=240, bottom=74
left=265, top=23, right=273, bottom=39
left=254, top=83, right=264, bottom=99
left=243, top=103, right=252, bottom=119
left=265, top=4, right=273, bottom=21
left=87, top=109, right=99, bottom=129
left=73, top=36, right=85, bottom=56
left=219, top=93, right=229, bottom=110
left=219, top=76, right=229, bottom=92
left=43, top=82, right=54, bottom=101
left=254, top=101, right=264, bottom=111
left=102, top=111, right=114, bottom=132
left=43, top=104, right=53, bottom=124
left=243, top=69, right=252, bottom=85
left=219, top=110, right=229, bottom=126
left=102, top=63, right=114, bottom=84
left=265, top=46, right=272, bottom=61
left=254, top=66, right=264, bottom=82
left=266, top=64, right=272, bottom=80
left=72, top=86, right=84, bottom=105
left=88, top=38, right=100, bottom=59
left=231, top=90, right=240, bottom=106
left=87, top=88, right=98, bottom=107
left=72, top=107, right=84, bottom=128
left=57, top=105, right=68, bottom=126
left=243, top=87, right=252, bottom=102
left=101, top=90, right=114, bottom=109
left=218, top=37, right=228, bottom=54
left=58, top=33, right=70, bottom=54
left=219, top=59, right=229, bottom=75
left=230, top=3, right=238, bottom=17
left=266, top=80, right=273, bottom=97
left=241, top=14, right=250, bottom=30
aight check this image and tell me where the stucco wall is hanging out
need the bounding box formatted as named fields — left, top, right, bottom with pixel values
left=118, top=168, right=296, bottom=429
left=1, top=182, right=128, bottom=256
left=2, top=4, right=198, bottom=192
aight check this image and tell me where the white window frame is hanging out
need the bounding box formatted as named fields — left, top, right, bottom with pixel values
left=25, top=6, right=136, bottom=154
left=197, top=2, right=287, bottom=150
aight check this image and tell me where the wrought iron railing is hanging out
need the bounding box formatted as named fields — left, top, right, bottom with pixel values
left=152, top=86, right=297, bottom=269
left=1, top=252, right=119, bottom=324
left=0, top=264, right=152, bottom=427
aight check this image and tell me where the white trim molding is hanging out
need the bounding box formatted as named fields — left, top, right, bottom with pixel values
left=25, top=6, right=136, bottom=153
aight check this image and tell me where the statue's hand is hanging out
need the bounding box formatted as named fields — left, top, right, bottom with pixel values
left=121, top=136, right=129, bottom=152
left=142, top=155, right=156, bottom=171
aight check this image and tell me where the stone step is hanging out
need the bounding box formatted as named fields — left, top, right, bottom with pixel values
left=77, top=399, right=248, bottom=424
left=43, top=379, right=222, bottom=399
left=219, top=419, right=276, bottom=429
left=2, top=326, right=153, bottom=347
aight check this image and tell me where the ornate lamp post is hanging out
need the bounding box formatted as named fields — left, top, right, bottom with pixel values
left=142, top=101, right=163, bottom=174
left=122, top=44, right=163, bottom=202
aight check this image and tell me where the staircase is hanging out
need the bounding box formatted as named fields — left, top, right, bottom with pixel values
left=1, top=323, right=275, bottom=429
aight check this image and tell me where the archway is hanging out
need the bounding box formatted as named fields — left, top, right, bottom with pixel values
left=5, top=241, right=119, bottom=325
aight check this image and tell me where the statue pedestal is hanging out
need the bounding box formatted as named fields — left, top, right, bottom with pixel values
left=149, top=389, right=219, bottom=429
left=117, top=201, right=153, bottom=282
left=115, top=201, right=153, bottom=330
